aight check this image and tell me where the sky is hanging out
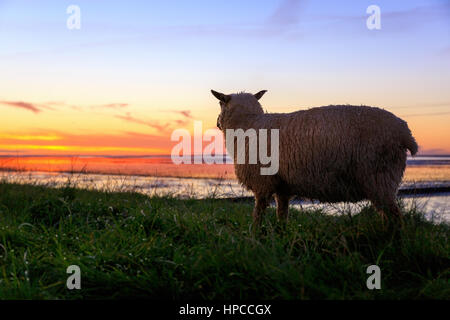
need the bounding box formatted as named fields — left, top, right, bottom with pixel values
left=0, top=0, right=450, bottom=156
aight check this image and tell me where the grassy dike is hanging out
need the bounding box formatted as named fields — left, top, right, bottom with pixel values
left=0, top=182, right=448, bottom=299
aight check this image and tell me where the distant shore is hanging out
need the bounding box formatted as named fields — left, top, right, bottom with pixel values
left=1, top=154, right=450, bottom=181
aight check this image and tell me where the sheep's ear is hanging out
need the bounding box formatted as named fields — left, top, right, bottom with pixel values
left=211, top=90, right=231, bottom=103
left=254, top=90, right=267, bottom=100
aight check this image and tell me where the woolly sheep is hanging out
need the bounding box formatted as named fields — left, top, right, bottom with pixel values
left=211, top=89, right=418, bottom=226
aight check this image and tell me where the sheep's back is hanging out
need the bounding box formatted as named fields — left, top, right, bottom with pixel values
left=255, top=105, right=409, bottom=201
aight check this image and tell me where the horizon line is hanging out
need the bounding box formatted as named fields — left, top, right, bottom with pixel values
left=0, top=154, right=450, bottom=158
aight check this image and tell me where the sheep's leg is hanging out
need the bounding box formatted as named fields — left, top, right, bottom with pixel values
left=275, top=194, right=290, bottom=221
left=363, top=173, right=404, bottom=229
left=252, top=194, right=270, bottom=225
left=384, top=198, right=404, bottom=229
left=371, top=195, right=404, bottom=229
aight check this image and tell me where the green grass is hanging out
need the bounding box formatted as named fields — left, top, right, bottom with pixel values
left=0, top=182, right=448, bottom=299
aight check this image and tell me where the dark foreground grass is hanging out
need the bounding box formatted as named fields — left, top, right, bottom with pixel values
left=0, top=182, right=448, bottom=300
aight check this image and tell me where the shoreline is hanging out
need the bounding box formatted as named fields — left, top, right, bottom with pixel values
left=218, top=188, right=450, bottom=203
left=1, top=169, right=450, bottom=195
left=1, top=168, right=450, bottom=185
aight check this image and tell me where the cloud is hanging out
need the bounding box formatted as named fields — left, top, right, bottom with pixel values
left=116, top=110, right=199, bottom=133
left=147, top=121, right=170, bottom=132
left=52, top=101, right=129, bottom=110
left=0, top=149, right=30, bottom=153
left=1, top=99, right=133, bottom=113
left=154, top=110, right=195, bottom=128
left=416, top=147, right=449, bottom=155
left=175, top=118, right=188, bottom=123
left=115, top=113, right=151, bottom=126
left=37, top=101, right=78, bottom=111
left=382, top=2, right=450, bottom=22
left=168, top=110, right=193, bottom=119
left=162, top=1, right=307, bottom=39
left=177, top=110, right=193, bottom=119
left=0, top=1, right=308, bottom=62
left=115, top=113, right=169, bottom=132
left=321, top=2, right=450, bottom=32
left=267, top=0, right=305, bottom=26
left=0, top=101, right=42, bottom=113
left=92, top=103, right=129, bottom=109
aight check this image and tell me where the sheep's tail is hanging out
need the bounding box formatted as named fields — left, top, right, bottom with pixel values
left=401, top=124, right=418, bottom=156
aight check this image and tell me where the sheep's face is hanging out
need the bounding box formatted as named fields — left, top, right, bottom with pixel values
left=216, top=101, right=226, bottom=130
left=211, top=90, right=267, bottom=131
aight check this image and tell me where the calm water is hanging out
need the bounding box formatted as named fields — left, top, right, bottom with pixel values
left=1, top=155, right=449, bottom=223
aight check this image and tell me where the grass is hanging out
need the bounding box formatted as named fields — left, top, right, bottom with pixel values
left=0, top=181, right=448, bottom=300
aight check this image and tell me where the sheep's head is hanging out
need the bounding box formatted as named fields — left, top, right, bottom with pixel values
left=211, top=90, right=267, bottom=130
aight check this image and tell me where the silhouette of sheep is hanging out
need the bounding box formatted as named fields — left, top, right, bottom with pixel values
left=211, top=89, right=418, bottom=226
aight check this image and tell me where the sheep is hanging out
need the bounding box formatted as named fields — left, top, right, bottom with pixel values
left=211, top=89, right=418, bottom=227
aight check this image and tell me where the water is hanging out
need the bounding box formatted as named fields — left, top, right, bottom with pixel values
left=1, top=155, right=449, bottom=223
left=291, top=194, right=450, bottom=224
left=3, top=155, right=450, bottom=181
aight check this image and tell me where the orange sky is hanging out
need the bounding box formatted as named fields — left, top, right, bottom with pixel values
left=1, top=103, right=449, bottom=156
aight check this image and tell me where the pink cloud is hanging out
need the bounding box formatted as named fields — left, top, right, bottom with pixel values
left=0, top=101, right=42, bottom=113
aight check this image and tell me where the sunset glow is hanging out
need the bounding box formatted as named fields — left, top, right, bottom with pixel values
left=1, top=0, right=449, bottom=158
